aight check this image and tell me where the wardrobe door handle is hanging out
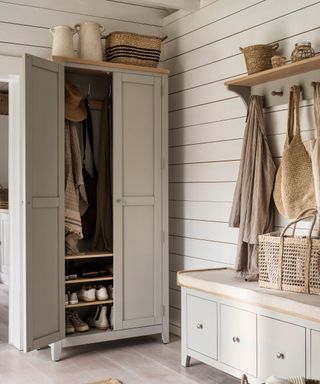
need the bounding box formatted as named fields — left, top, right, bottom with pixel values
left=276, top=352, right=285, bottom=359
left=232, top=337, right=240, bottom=343
left=116, top=198, right=122, bottom=204
left=196, top=323, right=203, bottom=330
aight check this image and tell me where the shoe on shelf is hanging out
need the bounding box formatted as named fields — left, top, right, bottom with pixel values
left=95, top=305, right=109, bottom=330
left=87, top=306, right=101, bottom=328
left=65, top=293, right=69, bottom=305
left=69, top=311, right=89, bottom=332
left=107, top=285, right=113, bottom=300
left=65, top=311, right=75, bottom=334
left=69, top=292, right=79, bottom=305
left=78, top=286, right=96, bottom=302
left=96, top=285, right=109, bottom=301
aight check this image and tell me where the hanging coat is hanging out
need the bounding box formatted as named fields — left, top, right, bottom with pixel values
left=65, top=120, right=88, bottom=253
left=92, top=89, right=113, bottom=252
left=229, top=95, right=276, bottom=280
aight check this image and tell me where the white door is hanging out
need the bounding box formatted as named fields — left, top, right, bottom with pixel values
left=113, top=72, right=162, bottom=329
left=0, top=213, right=9, bottom=283
left=25, top=55, right=64, bottom=351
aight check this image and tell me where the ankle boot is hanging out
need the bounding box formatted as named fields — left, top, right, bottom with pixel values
left=87, top=306, right=100, bottom=328
left=95, top=305, right=109, bottom=330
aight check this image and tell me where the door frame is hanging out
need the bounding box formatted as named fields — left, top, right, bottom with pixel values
left=0, top=55, right=24, bottom=350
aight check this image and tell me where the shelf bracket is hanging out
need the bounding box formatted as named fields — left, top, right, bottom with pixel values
left=227, top=85, right=251, bottom=108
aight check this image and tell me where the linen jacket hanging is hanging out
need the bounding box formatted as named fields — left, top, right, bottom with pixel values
left=229, top=95, right=276, bottom=279
left=65, top=120, right=88, bottom=238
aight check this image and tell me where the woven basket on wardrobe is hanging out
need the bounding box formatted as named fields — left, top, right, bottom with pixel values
left=104, top=32, right=164, bottom=67
left=259, top=209, right=320, bottom=295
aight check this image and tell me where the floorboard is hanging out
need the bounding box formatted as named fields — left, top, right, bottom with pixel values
left=0, top=284, right=238, bottom=384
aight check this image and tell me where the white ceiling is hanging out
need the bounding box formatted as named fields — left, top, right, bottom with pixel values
left=108, top=0, right=200, bottom=14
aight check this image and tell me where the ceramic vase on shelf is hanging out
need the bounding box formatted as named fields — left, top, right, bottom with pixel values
left=75, top=21, right=105, bottom=61
left=50, top=25, right=76, bottom=58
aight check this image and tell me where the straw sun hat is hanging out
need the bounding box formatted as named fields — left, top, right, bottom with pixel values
left=65, top=81, right=87, bottom=122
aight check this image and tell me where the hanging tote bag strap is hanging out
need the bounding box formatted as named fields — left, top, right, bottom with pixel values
left=287, top=85, right=301, bottom=143
left=312, top=82, right=320, bottom=139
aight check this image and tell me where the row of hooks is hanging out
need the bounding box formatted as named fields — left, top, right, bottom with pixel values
left=272, top=81, right=320, bottom=97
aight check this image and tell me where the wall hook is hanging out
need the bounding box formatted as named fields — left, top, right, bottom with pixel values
left=271, top=90, right=284, bottom=96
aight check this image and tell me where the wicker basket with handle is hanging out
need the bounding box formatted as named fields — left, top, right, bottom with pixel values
left=104, top=31, right=165, bottom=67
left=240, top=43, right=279, bottom=74
left=259, top=209, right=320, bottom=295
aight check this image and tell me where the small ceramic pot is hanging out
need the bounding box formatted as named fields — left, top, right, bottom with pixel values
left=271, top=55, right=286, bottom=68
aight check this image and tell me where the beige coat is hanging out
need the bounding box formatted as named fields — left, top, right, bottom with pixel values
left=229, top=96, right=276, bottom=279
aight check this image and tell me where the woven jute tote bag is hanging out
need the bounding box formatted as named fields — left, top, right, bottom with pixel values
left=259, top=209, right=320, bottom=294
left=273, top=85, right=316, bottom=219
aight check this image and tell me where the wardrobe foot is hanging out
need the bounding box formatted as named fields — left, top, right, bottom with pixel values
left=50, top=341, right=62, bottom=361
left=161, top=330, right=169, bottom=344
left=182, top=355, right=190, bottom=367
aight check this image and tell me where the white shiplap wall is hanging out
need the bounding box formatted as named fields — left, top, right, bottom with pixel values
left=0, top=0, right=165, bottom=57
left=162, top=0, right=320, bottom=334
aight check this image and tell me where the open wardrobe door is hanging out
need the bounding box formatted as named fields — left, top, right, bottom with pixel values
left=24, top=55, right=65, bottom=351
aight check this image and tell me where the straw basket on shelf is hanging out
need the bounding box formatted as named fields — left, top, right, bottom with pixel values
left=259, top=209, right=320, bottom=295
left=240, top=43, right=279, bottom=74
left=104, top=32, right=164, bottom=67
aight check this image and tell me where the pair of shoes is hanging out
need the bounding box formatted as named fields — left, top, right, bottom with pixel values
left=66, top=310, right=89, bottom=333
left=65, top=291, right=79, bottom=305
left=78, top=285, right=109, bottom=302
left=65, top=260, right=78, bottom=280
left=87, top=305, right=109, bottom=330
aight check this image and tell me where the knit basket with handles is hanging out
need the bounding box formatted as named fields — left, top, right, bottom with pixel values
left=104, top=32, right=165, bottom=67
left=240, top=43, right=279, bottom=74
left=259, top=208, right=320, bottom=295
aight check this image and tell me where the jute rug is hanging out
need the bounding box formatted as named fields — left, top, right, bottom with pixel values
left=90, top=379, right=122, bottom=384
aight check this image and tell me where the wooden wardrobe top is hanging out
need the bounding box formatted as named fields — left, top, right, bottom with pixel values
left=49, top=55, right=170, bottom=75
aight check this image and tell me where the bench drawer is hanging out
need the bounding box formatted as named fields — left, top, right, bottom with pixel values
left=186, top=294, right=218, bottom=360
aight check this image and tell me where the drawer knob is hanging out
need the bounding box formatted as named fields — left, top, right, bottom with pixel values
left=276, top=352, right=285, bottom=359
left=232, top=337, right=240, bottom=343
left=196, top=323, right=203, bottom=330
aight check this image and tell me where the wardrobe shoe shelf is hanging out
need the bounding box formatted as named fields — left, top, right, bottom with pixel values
left=65, top=276, right=113, bottom=285
left=225, top=54, right=320, bottom=107
left=65, top=299, right=113, bottom=309
left=65, top=252, right=113, bottom=260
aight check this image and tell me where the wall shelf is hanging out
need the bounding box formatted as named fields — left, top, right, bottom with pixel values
left=224, top=55, right=320, bottom=107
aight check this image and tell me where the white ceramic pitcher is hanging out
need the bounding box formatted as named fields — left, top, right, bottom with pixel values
left=50, top=25, right=76, bottom=57
left=75, top=21, right=105, bottom=61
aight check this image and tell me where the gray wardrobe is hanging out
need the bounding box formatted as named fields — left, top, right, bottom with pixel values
left=24, top=54, right=169, bottom=360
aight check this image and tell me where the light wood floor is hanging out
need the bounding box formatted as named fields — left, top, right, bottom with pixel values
left=0, top=284, right=238, bottom=384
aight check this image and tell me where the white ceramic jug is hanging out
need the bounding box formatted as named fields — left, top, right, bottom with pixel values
left=75, top=21, right=105, bottom=61
left=50, top=25, right=75, bottom=57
